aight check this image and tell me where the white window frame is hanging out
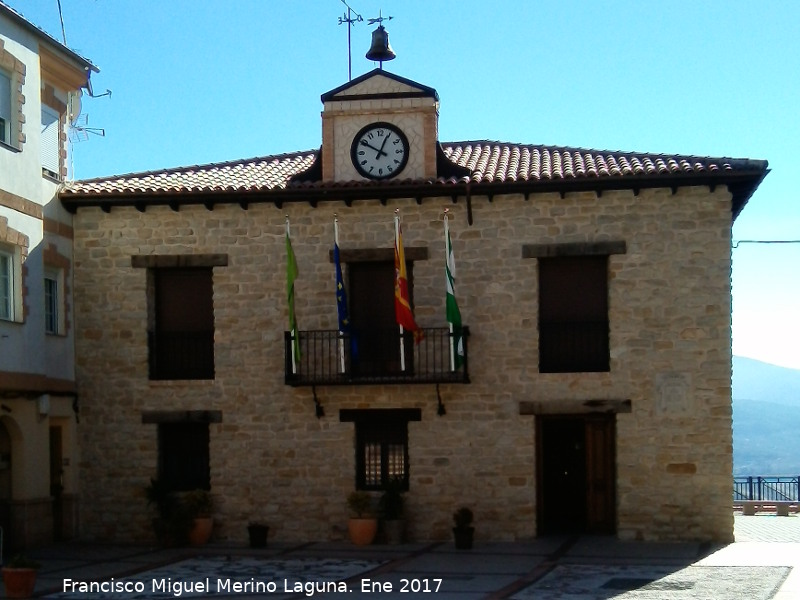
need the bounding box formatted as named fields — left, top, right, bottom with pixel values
left=0, top=69, right=12, bottom=146
left=0, top=248, right=16, bottom=321
left=44, top=268, right=64, bottom=334
left=41, top=105, right=61, bottom=177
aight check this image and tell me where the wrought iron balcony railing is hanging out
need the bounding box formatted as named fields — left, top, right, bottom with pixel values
left=284, top=327, right=470, bottom=386
left=539, top=320, right=610, bottom=373
left=148, top=330, right=215, bottom=380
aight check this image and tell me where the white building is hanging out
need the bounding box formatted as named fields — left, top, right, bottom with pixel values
left=0, top=2, right=97, bottom=550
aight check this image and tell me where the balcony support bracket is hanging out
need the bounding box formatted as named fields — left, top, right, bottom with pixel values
left=313, top=386, right=324, bottom=418
left=436, top=384, right=446, bottom=416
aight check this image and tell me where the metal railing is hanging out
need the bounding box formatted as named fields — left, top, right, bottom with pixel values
left=733, top=476, right=800, bottom=501
left=148, top=330, right=215, bottom=380
left=538, top=320, right=609, bottom=373
left=285, top=327, right=469, bottom=386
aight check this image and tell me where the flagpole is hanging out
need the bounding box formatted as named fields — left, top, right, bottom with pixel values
left=395, top=210, right=406, bottom=372
left=334, top=215, right=346, bottom=374
left=286, top=216, right=297, bottom=375
left=445, top=209, right=455, bottom=372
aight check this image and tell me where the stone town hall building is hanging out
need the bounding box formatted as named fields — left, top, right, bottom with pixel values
left=59, top=68, right=767, bottom=544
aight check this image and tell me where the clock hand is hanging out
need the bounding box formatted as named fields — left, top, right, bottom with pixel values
left=377, top=132, right=391, bottom=157
left=359, top=139, right=388, bottom=158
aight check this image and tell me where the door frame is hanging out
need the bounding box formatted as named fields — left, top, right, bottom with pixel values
left=536, top=413, right=617, bottom=535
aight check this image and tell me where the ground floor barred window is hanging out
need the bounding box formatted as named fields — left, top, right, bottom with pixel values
left=340, top=408, right=421, bottom=492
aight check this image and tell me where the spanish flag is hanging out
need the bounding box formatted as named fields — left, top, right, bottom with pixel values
left=394, top=213, right=424, bottom=343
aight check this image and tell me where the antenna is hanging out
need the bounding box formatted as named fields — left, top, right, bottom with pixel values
left=68, top=114, right=105, bottom=143
left=67, top=91, right=105, bottom=143
left=56, top=0, right=67, bottom=44
left=66, top=91, right=105, bottom=181
left=338, top=0, right=363, bottom=81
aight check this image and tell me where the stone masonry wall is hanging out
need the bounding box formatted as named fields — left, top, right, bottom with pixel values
left=71, top=185, right=734, bottom=544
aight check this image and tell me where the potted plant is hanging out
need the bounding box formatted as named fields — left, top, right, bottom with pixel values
left=452, top=506, right=474, bottom=550
left=247, top=522, right=270, bottom=548
left=183, top=489, right=214, bottom=545
left=347, top=491, right=377, bottom=545
left=378, top=478, right=405, bottom=544
left=2, top=554, right=41, bottom=599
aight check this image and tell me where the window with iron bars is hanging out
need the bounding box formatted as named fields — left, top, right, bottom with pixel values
left=341, top=409, right=420, bottom=492
left=357, top=420, right=408, bottom=491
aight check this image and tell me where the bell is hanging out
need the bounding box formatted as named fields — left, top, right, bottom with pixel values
left=366, top=25, right=396, bottom=63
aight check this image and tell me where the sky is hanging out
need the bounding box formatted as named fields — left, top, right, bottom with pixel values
left=6, top=0, right=800, bottom=370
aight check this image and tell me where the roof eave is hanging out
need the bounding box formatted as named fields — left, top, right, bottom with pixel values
left=0, top=3, right=99, bottom=74
left=60, top=169, right=767, bottom=221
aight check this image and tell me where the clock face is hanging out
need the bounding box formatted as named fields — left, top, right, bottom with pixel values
left=350, top=122, right=409, bottom=180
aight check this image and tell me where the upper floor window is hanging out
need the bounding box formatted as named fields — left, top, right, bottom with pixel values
left=148, top=267, right=215, bottom=380
left=0, top=249, right=14, bottom=321
left=41, top=105, right=61, bottom=178
left=538, top=256, right=610, bottom=373
left=44, top=268, right=64, bottom=334
left=0, top=70, right=11, bottom=145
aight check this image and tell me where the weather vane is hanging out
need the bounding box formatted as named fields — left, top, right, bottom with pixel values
left=367, top=10, right=392, bottom=27
left=338, top=0, right=363, bottom=81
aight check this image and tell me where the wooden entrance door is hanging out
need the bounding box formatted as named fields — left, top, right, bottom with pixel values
left=0, top=420, right=11, bottom=549
left=537, top=414, right=616, bottom=535
left=50, top=425, right=64, bottom=540
left=584, top=416, right=616, bottom=534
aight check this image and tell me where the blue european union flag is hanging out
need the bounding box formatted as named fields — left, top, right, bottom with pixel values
left=334, top=240, right=358, bottom=365
left=334, top=241, right=350, bottom=333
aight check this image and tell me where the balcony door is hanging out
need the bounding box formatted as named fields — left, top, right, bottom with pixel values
left=348, top=261, right=412, bottom=377
left=150, top=268, right=214, bottom=379
left=538, top=256, right=609, bottom=373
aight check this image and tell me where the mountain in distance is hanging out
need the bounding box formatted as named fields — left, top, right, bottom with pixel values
left=732, top=356, right=800, bottom=476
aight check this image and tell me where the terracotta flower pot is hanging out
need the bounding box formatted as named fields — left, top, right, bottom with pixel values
left=2, top=567, right=38, bottom=599
left=188, top=516, right=213, bottom=545
left=348, top=517, right=378, bottom=545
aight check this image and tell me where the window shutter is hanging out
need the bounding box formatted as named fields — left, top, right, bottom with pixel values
left=0, top=72, right=11, bottom=144
left=0, top=253, right=12, bottom=320
left=0, top=72, right=10, bottom=120
left=41, top=106, right=60, bottom=174
left=44, top=275, right=59, bottom=333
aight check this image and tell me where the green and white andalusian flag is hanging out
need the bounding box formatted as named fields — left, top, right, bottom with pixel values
left=286, top=218, right=300, bottom=371
left=444, top=212, right=464, bottom=370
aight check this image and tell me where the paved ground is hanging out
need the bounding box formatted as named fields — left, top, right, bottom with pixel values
left=4, top=515, right=800, bottom=599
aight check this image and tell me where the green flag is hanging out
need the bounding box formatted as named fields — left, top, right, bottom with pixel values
left=445, top=214, right=464, bottom=369
left=286, top=221, right=300, bottom=368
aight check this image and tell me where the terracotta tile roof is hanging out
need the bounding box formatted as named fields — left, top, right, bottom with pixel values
left=61, top=142, right=763, bottom=194
left=60, top=141, right=768, bottom=219
left=443, top=142, right=750, bottom=183
left=62, top=151, right=318, bottom=195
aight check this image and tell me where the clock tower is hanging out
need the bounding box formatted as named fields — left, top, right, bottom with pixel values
left=320, top=69, right=440, bottom=182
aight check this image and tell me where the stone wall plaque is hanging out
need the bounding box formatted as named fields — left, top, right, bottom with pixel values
left=655, top=372, right=692, bottom=415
